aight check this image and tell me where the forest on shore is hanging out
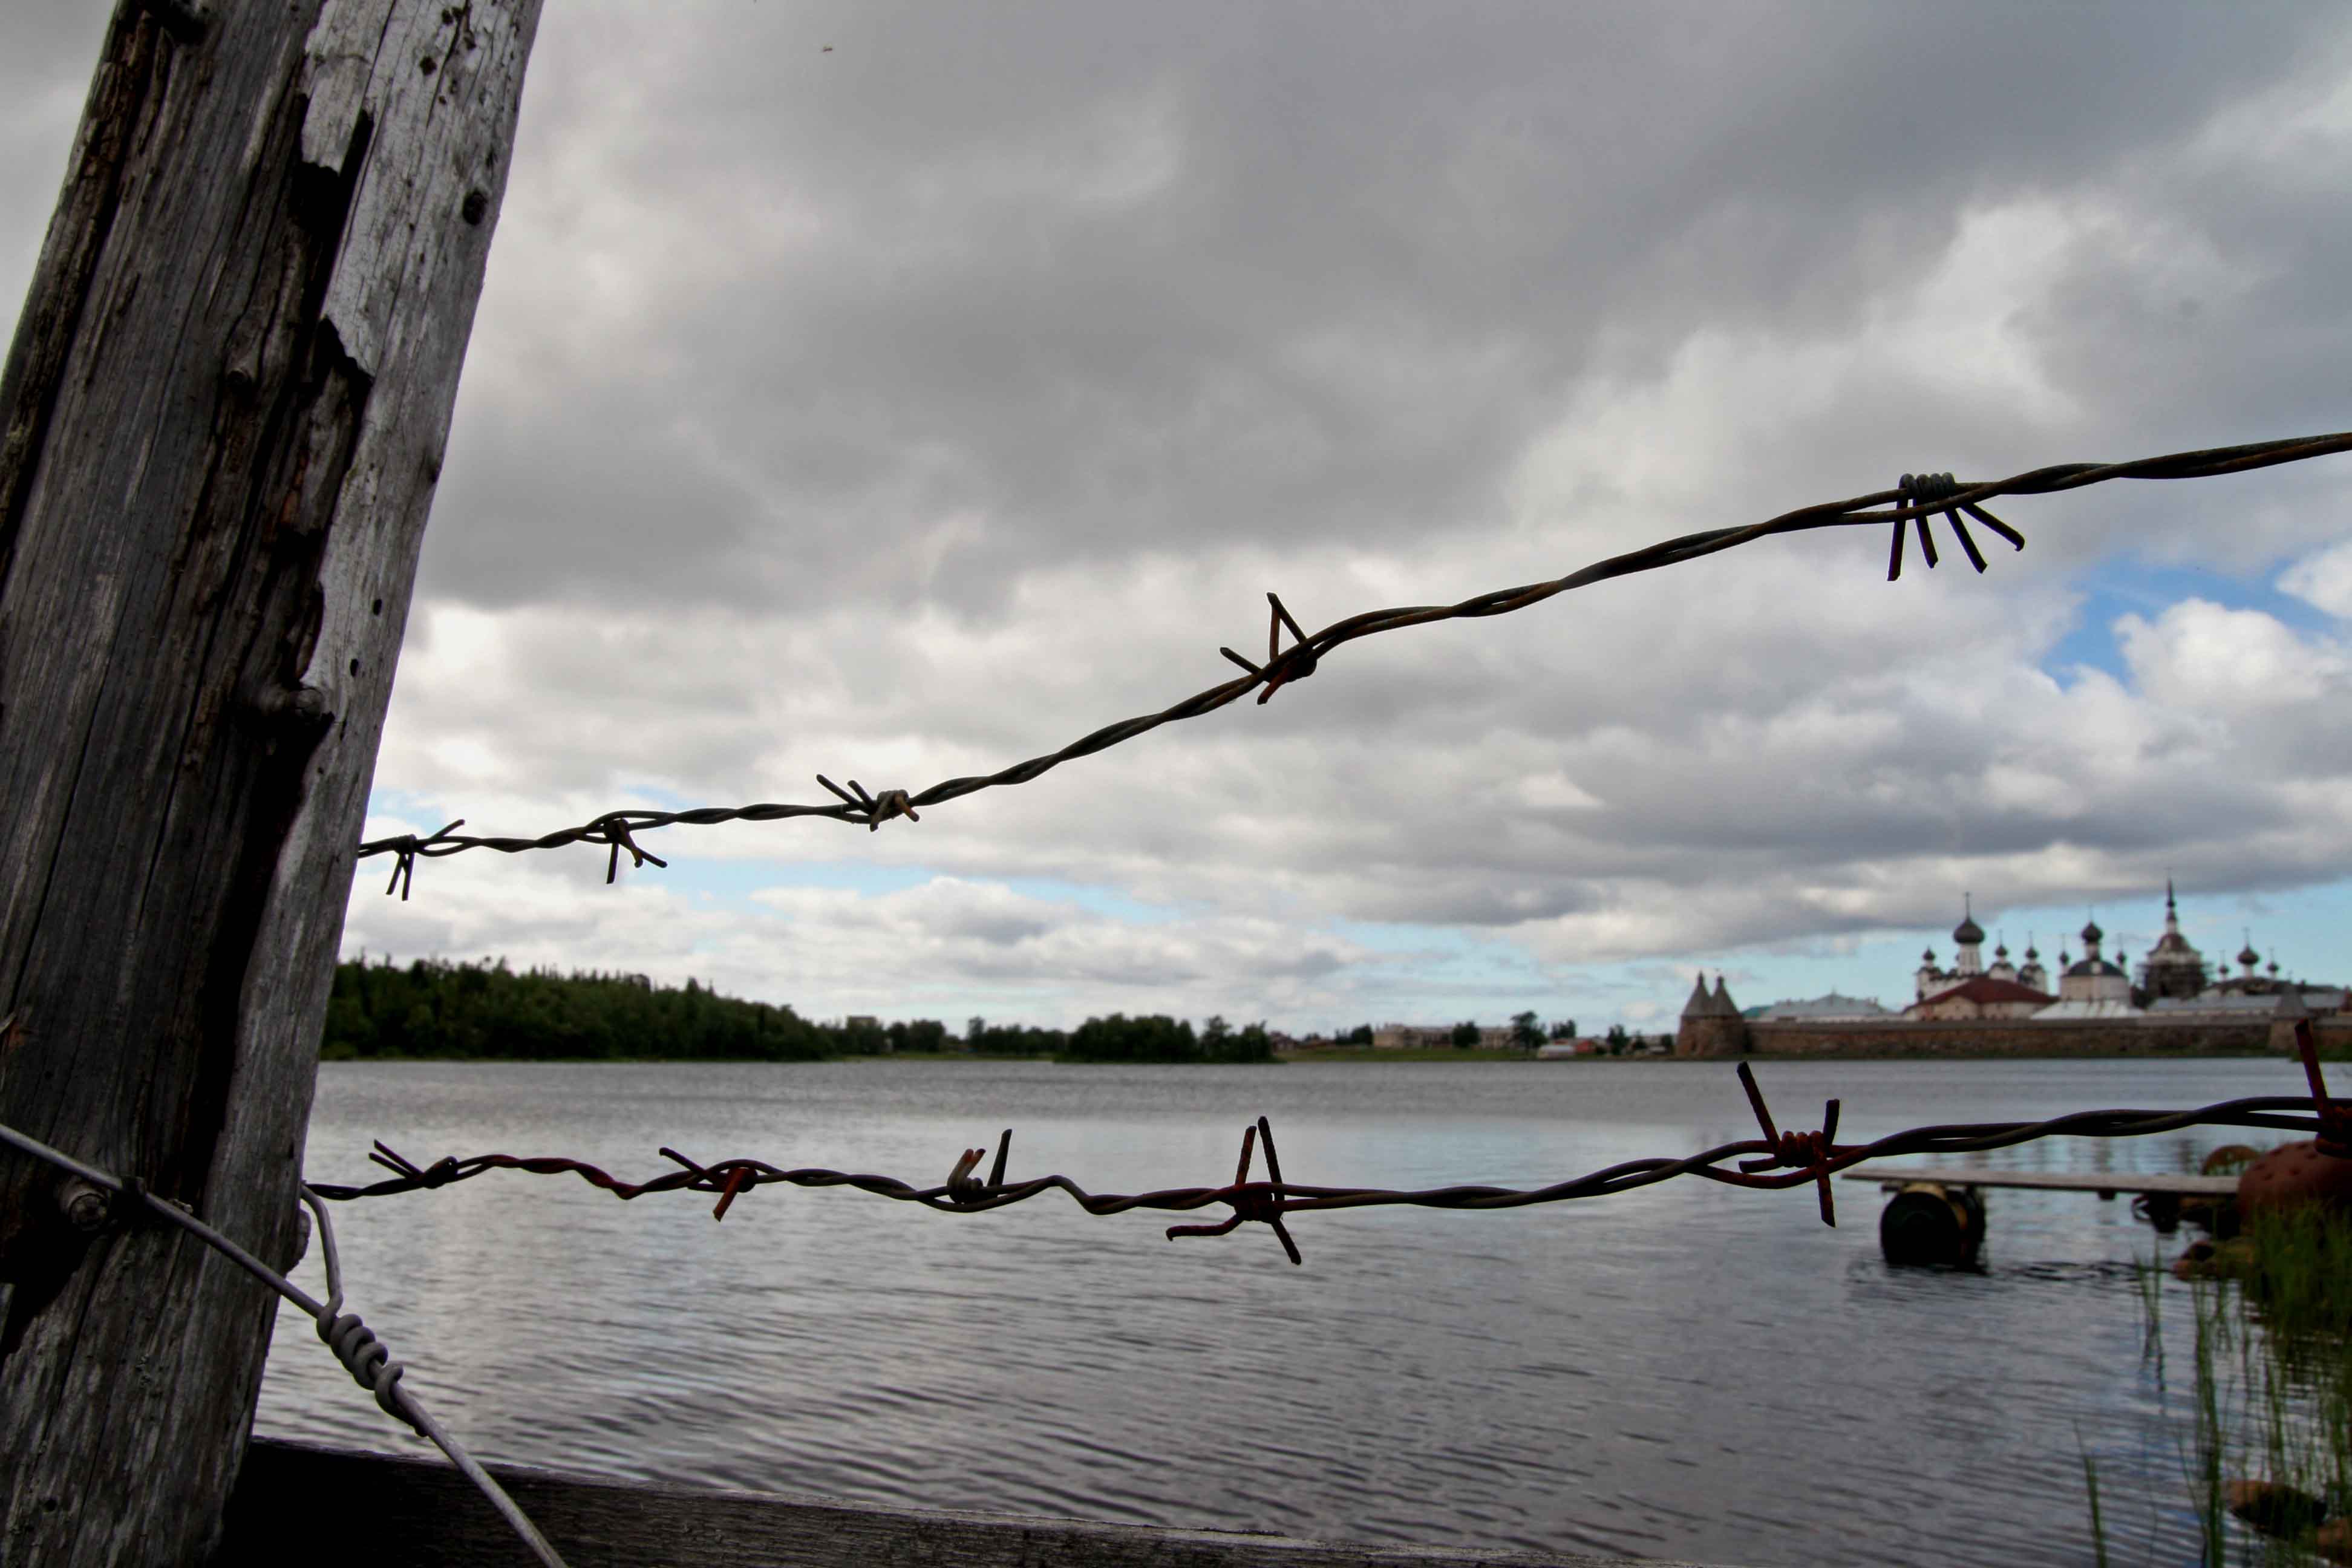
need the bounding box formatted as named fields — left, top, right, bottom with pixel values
left=321, top=958, right=1270, bottom=1063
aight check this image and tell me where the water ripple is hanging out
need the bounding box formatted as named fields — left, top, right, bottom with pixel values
left=256, top=1055, right=2308, bottom=1567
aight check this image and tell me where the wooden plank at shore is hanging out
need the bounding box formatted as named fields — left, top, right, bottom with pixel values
left=1840, top=1166, right=2237, bottom=1197
left=223, top=1437, right=1739, bottom=1568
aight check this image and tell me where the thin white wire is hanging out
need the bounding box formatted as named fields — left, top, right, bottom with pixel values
left=0, top=1119, right=567, bottom=1568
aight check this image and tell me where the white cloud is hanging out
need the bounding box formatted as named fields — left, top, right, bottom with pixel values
left=2279, top=540, right=2352, bottom=619
left=16, top=4, right=2348, bottom=1029
left=2117, top=599, right=2350, bottom=712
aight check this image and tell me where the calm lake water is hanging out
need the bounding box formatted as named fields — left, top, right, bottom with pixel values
left=256, top=1056, right=2313, bottom=1566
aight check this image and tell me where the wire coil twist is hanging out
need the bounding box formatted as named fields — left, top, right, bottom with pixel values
left=317, top=1308, right=419, bottom=1432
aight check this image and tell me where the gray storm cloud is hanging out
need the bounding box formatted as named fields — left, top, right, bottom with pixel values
left=7, top=3, right=2351, bottom=1027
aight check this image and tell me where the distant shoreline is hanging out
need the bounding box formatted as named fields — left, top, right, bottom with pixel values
left=314, top=1046, right=2318, bottom=1065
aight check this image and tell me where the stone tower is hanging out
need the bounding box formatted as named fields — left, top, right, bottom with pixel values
left=1675, top=972, right=1749, bottom=1058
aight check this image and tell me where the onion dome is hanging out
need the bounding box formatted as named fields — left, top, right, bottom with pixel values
left=1953, top=913, right=1985, bottom=945
left=2081, top=918, right=2103, bottom=946
left=1921, top=947, right=1936, bottom=964
left=2240, top=941, right=2261, bottom=967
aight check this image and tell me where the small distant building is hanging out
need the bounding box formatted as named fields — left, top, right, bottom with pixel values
left=1915, top=898, right=1988, bottom=1001
left=1752, top=993, right=1894, bottom=1022
left=1907, top=975, right=2055, bottom=1021
left=2195, top=934, right=2347, bottom=1007
left=2030, top=917, right=2137, bottom=1019
left=2137, top=881, right=2209, bottom=1001
left=2151, top=931, right=2350, bottom=1017
left=2144, top=992, right=2296, bottom=1023
left=1370, top=1023, right=1517, bottom=1050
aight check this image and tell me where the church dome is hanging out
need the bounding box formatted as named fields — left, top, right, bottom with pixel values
left=2240, top=942, right=2261, bottom=967
left=1953, top=913, right=1985, bottom=944
left=2081, top=918, right=2103, bottom=945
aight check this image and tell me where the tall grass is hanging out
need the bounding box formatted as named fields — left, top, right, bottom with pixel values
left=2124, top=1204, right=2352, bottom=1566
left=2077, top=1427, right=2109, bottom=1568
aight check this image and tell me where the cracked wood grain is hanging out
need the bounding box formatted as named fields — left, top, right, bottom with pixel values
left=0, top=4, right=539, bottom=1562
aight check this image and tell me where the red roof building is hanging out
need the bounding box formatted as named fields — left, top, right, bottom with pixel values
left=1906, top=975, right=2057, bottom=1021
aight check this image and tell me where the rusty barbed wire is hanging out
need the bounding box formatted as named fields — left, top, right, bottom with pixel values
left=354, top=430, right=2352, bottom=895
left=307, top=1038, right=2352, bottom=1267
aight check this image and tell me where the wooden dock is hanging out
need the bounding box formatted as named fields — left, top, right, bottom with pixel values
left=1840, top=1166, right=2238, bottom=1200
left=1838, top=1163, right=2238, bottom=1262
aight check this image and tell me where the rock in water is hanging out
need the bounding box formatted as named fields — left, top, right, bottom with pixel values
left=2172, top=1236, right=2259, bottom=1280
left=2226, top=1478, right=2328, bottom=1539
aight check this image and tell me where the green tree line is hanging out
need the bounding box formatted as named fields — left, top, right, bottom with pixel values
left=964, top=1018, right=1072, bottom=1056
left=322, top=958, right=832, bottom=1062
left=321, top=959, right=1275, bottom=1063
left=1061, top=1013, right=1272, bottom=1063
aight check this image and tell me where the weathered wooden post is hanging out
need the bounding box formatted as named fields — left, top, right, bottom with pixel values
left=0, top=2, right=540, bottom=1560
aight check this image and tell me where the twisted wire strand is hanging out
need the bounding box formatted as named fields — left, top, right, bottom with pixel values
left=355, top=430, right=2352, bottom=887
left=305, top=1091, right=2342, bottom=1265
left=0, top=1120, right=569, bottom=1568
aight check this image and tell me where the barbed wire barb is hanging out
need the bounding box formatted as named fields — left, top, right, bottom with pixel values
left=816, top=774, right=919, bottom=832
left=382, top=819, right=463, bottom=900
left=1733, top=1062, right=1848, bottom=1227
left=1165, top=1116, right=1304, bottom=1264
left=356, top=429, right=2352, bottom=889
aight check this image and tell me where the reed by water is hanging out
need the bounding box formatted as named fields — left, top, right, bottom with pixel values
left=2123, top=1200, right=2352, bottom=1565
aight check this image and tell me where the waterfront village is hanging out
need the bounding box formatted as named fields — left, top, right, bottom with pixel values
left=799, top=884, right=2352, bottom=1063
left=1673, top=883, right=2351, bottom=1059
left=1269, top=883, right=2350, bottom=1062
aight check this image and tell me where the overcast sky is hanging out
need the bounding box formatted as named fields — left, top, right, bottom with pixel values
left=9, top=4, right=2352, bottom=1035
